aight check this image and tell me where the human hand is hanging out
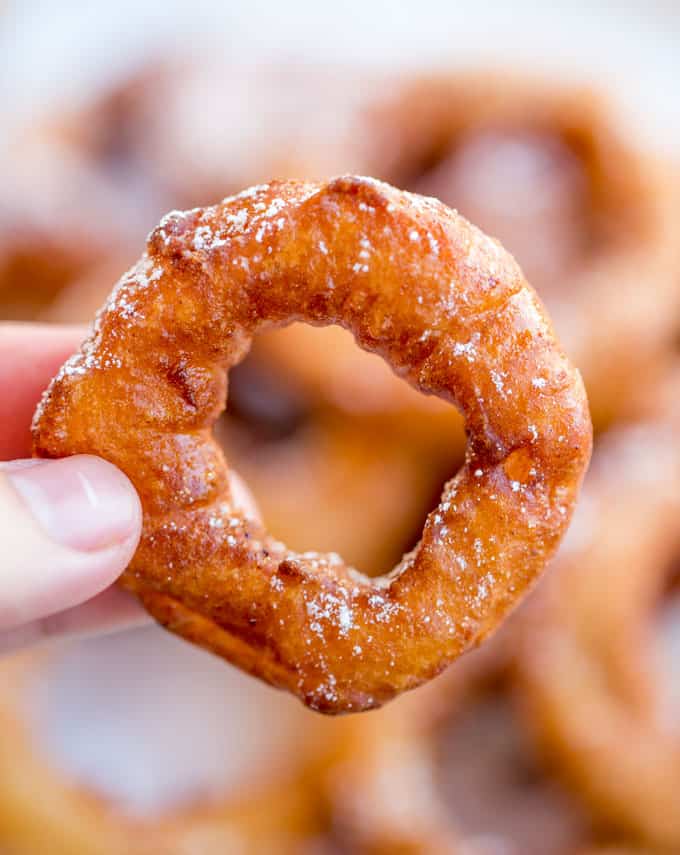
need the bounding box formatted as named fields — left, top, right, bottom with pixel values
left=0, top=323, right=144, bottom=652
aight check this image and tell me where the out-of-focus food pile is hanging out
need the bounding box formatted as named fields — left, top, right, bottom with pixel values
left=1, top=37, right=680, bottom=855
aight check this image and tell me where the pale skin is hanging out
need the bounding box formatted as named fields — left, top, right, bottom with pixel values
left=0, top=323, right=259, bottom=653
left=0, top=323, right=146, bottom=651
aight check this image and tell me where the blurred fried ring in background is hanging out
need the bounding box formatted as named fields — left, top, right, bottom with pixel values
left=379, top=73, right=680, bottom=430
left=0, top=634, right=336, bottom=854
left=519, top=377, right=680, bottom=849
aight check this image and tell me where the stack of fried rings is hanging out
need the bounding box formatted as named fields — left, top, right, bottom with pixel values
left=0, top=68, right=671, bottom=851
left=518, top=384, right=680, bottom=850
left=33, top=176, right=591, bottom=714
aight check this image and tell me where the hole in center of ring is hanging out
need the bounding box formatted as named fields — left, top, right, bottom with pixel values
left=218, top=322, right=466, bottom=578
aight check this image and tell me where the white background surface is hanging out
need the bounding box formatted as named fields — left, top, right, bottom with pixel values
left=3, top=1, right=680, bottom=152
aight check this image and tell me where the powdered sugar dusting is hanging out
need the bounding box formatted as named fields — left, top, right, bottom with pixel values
left=305, top=590, right=355, bottom=639
left=179, top=182, right=318, bottom=259
left=32, top=252, right=169, bottom=430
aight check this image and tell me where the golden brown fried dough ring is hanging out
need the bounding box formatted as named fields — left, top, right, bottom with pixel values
left=33, top=176, right=591, bottom=713
left=518, top=398, right=680, bottom=849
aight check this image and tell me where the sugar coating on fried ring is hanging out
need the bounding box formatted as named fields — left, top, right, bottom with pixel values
left=33, top=176, right=591, bottom=713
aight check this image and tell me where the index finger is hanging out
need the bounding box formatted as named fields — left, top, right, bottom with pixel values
left=0, top=323, right=87, bottom=460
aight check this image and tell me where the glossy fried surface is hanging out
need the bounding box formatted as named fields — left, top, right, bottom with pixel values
left=33, top=176, right=591, bottom=713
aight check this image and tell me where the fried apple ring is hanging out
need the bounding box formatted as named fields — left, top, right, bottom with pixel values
left=518, top=392, right=680, bottom=849
left=33, top=176, right=591, bottom=713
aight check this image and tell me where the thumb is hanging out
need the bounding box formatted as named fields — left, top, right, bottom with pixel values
left=0, top=455, right=142, bottom=631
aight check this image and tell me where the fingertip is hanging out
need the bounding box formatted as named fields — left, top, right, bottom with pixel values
left=0, top=455, right=143, bottom=630
left=8, top=454, right=142, bottom=552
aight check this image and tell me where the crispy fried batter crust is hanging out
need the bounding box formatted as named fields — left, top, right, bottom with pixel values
left=33, top=176, right=591, bottom=713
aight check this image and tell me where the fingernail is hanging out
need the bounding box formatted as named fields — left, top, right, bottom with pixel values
left=8, top=455, right=141, bottom=551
